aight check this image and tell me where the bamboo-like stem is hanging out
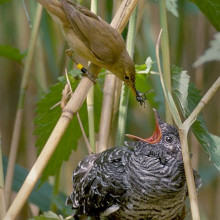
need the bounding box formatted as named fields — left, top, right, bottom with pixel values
left=97, top=0, right=139, bottom=153
left=156, top=30, right=182, bottom=128
left=0, top=134, right=6, bottom=220
left=5, top=4, right=43, bottom=209
left=116, top=6, right=138, bottom=146
left=86, top=0, right=98, bottom=153
left=87, top=79, right=95, bottom=152
left=97, top=73, right=116, bottom=152
left=179, top=129, right=200, bottom=220
left=158, top=0, right=172, bottom=124
left=4, top=1, right=137, bottom=218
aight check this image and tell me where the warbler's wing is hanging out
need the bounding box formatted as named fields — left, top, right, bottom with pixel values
left=66, top=146, right=133, bottom=217
left=61, top=0, right=125, bottom=63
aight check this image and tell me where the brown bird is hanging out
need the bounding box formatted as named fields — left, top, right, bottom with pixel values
left=37, top=0, right=147, bottom=104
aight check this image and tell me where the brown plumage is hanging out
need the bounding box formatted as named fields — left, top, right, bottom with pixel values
left=37, top=0, right=147, bottom=104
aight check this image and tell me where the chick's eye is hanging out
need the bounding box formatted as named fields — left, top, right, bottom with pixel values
left=124, top=75, right=130, bottom=80
left=165, top=136, right=173, bottom=143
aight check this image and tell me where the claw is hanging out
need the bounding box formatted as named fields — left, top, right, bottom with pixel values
left=65, top=48, right=97, bottom=84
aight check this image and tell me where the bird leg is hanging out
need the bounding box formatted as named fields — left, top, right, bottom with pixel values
left=65, top=49, right=97, bottom=83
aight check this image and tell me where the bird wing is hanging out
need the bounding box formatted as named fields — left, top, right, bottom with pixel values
left=61, top=0, right=125, bottom=64
left=67, top=146, right=133, bottom=216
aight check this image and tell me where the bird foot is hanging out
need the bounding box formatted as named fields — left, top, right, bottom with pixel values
left=65, top=49, right=97, bottom=83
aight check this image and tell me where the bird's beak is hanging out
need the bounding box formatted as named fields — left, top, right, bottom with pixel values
left=126, top=109, right=162, bottom=144
left=128, top=82, right=138, bottom=97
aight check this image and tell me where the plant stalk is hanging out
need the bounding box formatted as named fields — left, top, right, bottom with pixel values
left=97, top=73, right=116, bottom=152
left=116, top=6, right=138, bottom=146
left=4, top=1, right=138, bottom=218
left=86, top=0, right=98, bottom=153
left=97, top=0, right=139, bottom=153
left=4, top=4, right=43, bottom=209
left=0, top=134, right=6, bottom=220
left=158, top=0, right=172, bottom=124
left=179, top=129, right=200, bottom=220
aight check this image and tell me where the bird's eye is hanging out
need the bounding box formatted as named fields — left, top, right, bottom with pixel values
left=165, top=136, right=174, bottom=143
left=124, top=75, right=129, bottom=80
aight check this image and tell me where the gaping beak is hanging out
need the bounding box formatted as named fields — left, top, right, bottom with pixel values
left=126, top=109, right=162, bottom=144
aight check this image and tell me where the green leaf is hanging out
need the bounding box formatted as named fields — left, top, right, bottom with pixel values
left=189, top=0, right=220, bottom=31
left=34, top=76, right=102, bottom=182
left=172, top=66, right=220, bottom=170
left=194, top=32, right=220, bottom=67
left=207, top=134, right=220, bottom=170
left=166, top=0, right=179, bottom=17
left=0, top=45, right=25, bottom=64
left=172, top=68, right=190, bottom=115
left=29, top=211, right=63, bottom=220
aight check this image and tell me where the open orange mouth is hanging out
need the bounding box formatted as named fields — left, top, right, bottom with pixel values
left=126, top=109, right=162, bottom=144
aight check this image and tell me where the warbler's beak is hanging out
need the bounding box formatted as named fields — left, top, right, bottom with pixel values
left=128, top=81, right=138, bottom=97
left=126, top=109, right=162, bottom=144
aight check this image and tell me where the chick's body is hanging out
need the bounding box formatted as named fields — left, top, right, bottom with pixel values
left=66, top=116, right=195, bottom=220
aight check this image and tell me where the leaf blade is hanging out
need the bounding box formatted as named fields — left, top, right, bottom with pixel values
left=172, top=66, right=220, bottom=170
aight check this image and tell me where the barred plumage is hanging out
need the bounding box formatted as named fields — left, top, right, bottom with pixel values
left=66, top=110, right=201, bottom=219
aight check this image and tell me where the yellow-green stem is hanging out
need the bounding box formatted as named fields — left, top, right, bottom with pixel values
left=116, top=6, right=138, bottom=146
left=158, top=0, right=172, bottom=124
left=179, top=129, right=200, bottom=220
left=86, top=0, right=98, bottom=153
left=0, top=133, right=6, bottom=219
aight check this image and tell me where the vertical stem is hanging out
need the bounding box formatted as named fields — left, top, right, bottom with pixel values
left=0, top=134, right=7, bottom=219
left=5, top=4, right=43, bottom=208
left=179, top=129, right=200, bottom=220
left=116, top=7, right=138, bottom=146
left=91, top=0, right=98, bottom=13
left=158, top=0, right=172, bottom=124
left=97, top=74, right=116, bottom=152
left=97, top=0, right=139, bottom=153
left=86, top=0, right=98, bottom=153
